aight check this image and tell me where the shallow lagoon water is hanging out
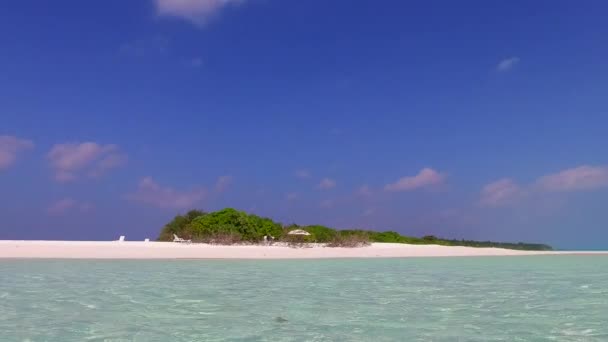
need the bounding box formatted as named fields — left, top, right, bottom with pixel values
left=1, top=256, right=607, bottom=341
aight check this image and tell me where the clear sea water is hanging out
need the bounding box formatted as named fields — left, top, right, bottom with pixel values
left=1, top=256, right=608, bottom=341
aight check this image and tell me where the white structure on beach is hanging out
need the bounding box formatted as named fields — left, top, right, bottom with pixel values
left=287, top=229, right=311, bottom=236
left=173, top=234, right=192, bottom=243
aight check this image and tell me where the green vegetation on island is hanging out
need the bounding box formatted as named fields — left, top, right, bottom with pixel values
left=157, top=208, right=553, bottom=251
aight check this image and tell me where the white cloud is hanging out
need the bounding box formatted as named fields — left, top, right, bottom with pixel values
left=294, top=169, right=311, bottom=179
left=497, top=57, right=520, bottom=72
left=47, top=142, right=127, bottom=182
left=384, top=168, right=445, bottom=192
left=536, top=165, right=608, bottom=192
left=0, top=135, right=34, bottom=170
left=286, top=192, right=298, bottom=201
left=126, top=177, right=206, bottom=209
left=357, top=185, right=372, bottom=196
left=215, top=175, right=233, bottom=192
left=478, top=165, right=608, bottom=208
left=155, top=0, right=245, bottom=26
left=46, top=198, right=93, bottom=216
left=479, top=178, right=524, bottom=207
left=317, top=178, right=336, bottom=190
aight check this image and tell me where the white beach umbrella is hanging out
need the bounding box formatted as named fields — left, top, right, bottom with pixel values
left=287, top=229, right=311, bottom=236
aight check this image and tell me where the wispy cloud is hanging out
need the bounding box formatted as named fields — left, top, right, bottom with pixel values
left=385, top=168, right=445, bottom=192
left=478, top=178, right=524, bottom=207
left=286, top=192, right=298, bottom=201
left=356, top=185, right=373, bottom=196
left=497, top=57, right=520, bottom=72
left=479, top=165, right=608, bottom=208
left=155, top=0, right=245, bottom=26
left=46, top=198, right=93, bottom=216
left=215, top=175, right=233, bottom=192
left=536, top=165, right=608, bottom=192
left=47, top=142, right=127, bottom=182
left=294, top=169, right=311, bottom=179
left=317, top=178, right=336, bottom=190
left=320, top=199, right=334, bottom=208
left=126, top=177, right=206, bottom=209
left=0, top=135, right=34, bottom=170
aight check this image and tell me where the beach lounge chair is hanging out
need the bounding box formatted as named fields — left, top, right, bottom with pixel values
left=118, top=236, right=125, bottom=242
left=173, top=234, right=192, bottom=243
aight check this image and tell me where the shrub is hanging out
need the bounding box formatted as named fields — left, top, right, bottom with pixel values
left=197, top=232, right=243, bottom=245
left=157, top=209, right=207, bottom=241
left=326, top=233, right=370, bottom=248
left=368, top=231, right=404, bottom=243
left=157, top=208, right=553, bottom=251
left=189, top=208, right=283, bottom=242
left=302, top=225, right=338, bottom=243
left=284, top=235, right=313, bottom=248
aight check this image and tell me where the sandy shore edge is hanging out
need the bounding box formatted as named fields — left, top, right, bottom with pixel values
left=0, top=240, right=606, bottom=259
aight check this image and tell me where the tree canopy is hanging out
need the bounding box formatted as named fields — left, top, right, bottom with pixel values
left=157, top=208, right=552, bottom=251
left=189, top=208, right=283, bottom=242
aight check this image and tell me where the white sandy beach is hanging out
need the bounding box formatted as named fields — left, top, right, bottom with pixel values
left=0, top=240, right=605, bottom=259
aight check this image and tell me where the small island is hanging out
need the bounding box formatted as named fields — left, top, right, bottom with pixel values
left=1, top=208, right=566, bottom=259
left=157, top=208, right=553, bottom=251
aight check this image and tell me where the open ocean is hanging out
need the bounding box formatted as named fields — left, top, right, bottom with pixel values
left=1, top=256, right=607, bottom=341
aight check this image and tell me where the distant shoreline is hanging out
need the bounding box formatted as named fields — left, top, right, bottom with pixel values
left=1, top=240, right=606, bottom=260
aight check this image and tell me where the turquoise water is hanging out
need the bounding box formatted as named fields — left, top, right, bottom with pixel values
left=1, top=256, right=608, bottom=341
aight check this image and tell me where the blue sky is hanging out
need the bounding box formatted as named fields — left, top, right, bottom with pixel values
left=1, top=0, right=607, bottom=249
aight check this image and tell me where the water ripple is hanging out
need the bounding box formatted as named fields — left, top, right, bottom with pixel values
left=1, top=256, right=607, bottom=341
